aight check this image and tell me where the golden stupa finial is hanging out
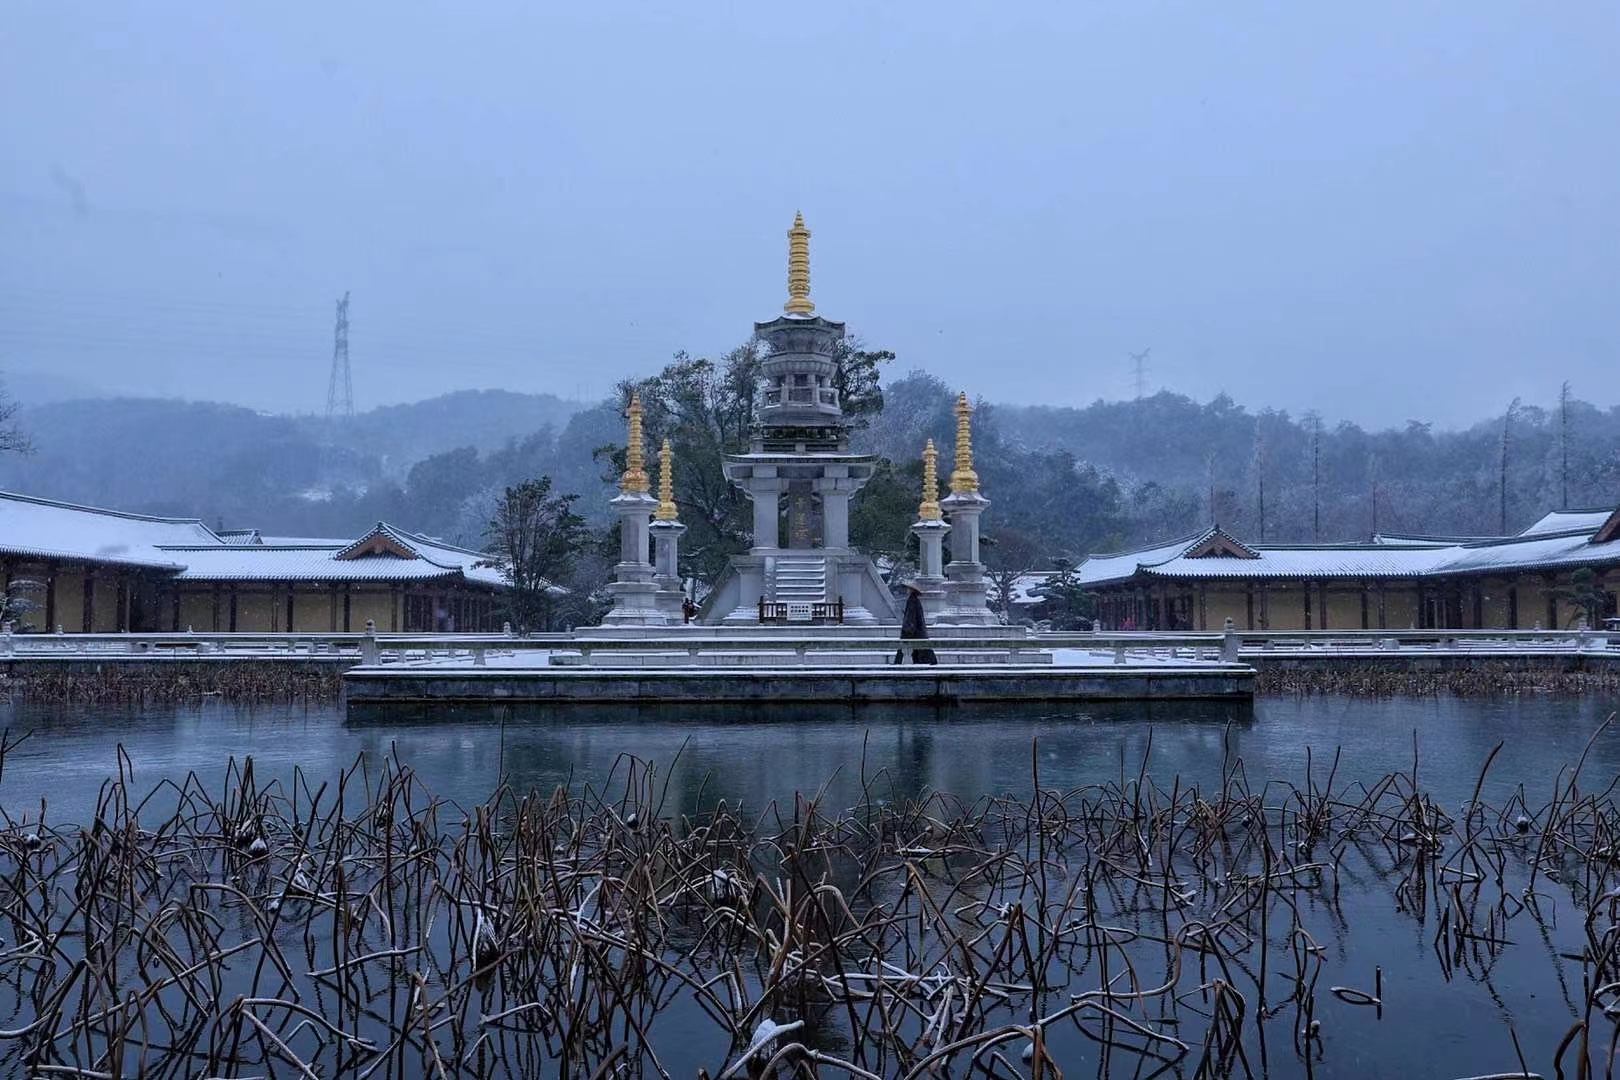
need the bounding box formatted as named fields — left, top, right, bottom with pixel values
left=619, top=390, right=650, bottom=494
left=919, top=439, right=943, bottom=521
left=784, top=211, right=814, bottom=315
left=655, top=438, right=678, bottom=520
left=949, top=392, right=979, bottom=495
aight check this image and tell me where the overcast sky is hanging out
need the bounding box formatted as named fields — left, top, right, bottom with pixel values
left=2, top=1, right=1616, bottom=428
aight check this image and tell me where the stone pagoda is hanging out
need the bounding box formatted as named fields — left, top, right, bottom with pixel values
left=701, top=213, right=900, bottom=625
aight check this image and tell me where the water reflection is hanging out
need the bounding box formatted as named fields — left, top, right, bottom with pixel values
left=2, top=695, right=1616, bottom=827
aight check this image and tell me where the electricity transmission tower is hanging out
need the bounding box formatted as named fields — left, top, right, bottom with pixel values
left=325, top=291, right=353, bottom=422
left=1129, top=348, right=1151, bottom=400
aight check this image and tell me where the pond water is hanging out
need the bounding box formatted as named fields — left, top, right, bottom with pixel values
left=2, top=695, right=1618, bottom=825
left=1, top=693, right=1617, bottom=1078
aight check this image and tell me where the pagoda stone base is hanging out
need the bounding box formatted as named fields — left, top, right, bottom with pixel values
left=937, top=577, right=998, bottom=626
left=701, top=550, right=901, bottom=626
left=601, top=580, right=670, bottom=626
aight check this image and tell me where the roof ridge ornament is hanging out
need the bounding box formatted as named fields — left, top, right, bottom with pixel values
left=784, top=211, right=814, bottom=314
left=948, top=392, right=979, bottom=495
left=619, top=390, right=650, bottom=494
left=918, top=439, right=943, bottom=521
left=655, top=438, right=679, bottom=521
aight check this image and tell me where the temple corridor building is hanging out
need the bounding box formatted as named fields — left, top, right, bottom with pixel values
left=1078, top=507, right=1620, bottom=631
left=0, top=491, right=505, bottom=633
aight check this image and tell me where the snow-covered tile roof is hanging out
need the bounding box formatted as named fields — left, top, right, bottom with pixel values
left=0, top=490, right=216, bottom=568
left=1077, top=529, right=1215, bottom=586
left=1518, top=509, right=1617, bottom=537
left=1144, top=545, right=1459, bottom=580
left=1434, top=533, right=1620, bottom=575
left=340, top=523, right=506, bottom=586
left=162, top=545, right=472, bottom=582
left=1086, top=507, right=1620, bottom=585
left=1007, top=571, right=1055, bottom=605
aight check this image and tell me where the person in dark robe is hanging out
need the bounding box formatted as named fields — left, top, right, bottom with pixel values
left=894, top=586, right=938, bottom=665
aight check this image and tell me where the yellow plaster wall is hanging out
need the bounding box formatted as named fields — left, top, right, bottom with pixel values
left=180, top=593, right=216, bottom=632
left=1259, top=585, right=1304, bottom=630
left=1203, top=590, right=1250, bottom=630
left=234, top=592, right=275, bottom=632
left=291, top=591, right=335, bottom=633
left=53, top=568, right=85, bottom=632
left=1479, top=586, right=1514, bottom=629
left=90, top=571, right=120, bottom=632
left=1325, top=591, right=1363, bottom=629
left=1380, top=589, right=1419, bottom=629
left=349, top=591, right=395, bottom=632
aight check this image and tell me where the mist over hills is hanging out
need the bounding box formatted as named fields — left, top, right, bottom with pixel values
left=2, top=376, right=1617, bottom=561
left=0, top=389, right=581, bottom=542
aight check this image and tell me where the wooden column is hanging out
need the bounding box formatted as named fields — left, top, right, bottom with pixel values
left=1245, top=583, right=1255, bottom=630
left=211, top=586, right=221, bottom=632
left=1360, top=585, right=1370, bottom=630
left=1197, top=583, right=1208, bottom=631
left=1302, top=582, right=1312, bottom=630
left=83, top=573, right=95, bottom=632
left=342, top=585, right=352, bottom=632
left=44, top=560, right=56, bottom=631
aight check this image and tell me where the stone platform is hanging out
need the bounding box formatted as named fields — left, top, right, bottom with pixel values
left=341, top=640, right=1254, bottom=706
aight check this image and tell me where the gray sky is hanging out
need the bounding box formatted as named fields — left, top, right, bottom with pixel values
left=2, top=1, right=1616, bottom=428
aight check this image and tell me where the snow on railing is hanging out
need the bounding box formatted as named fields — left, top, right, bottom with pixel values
left=0, top=627, right=1613, bottom=668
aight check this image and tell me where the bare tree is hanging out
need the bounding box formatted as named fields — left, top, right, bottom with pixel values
left=482, top=476, right=588, bottom=632
left=982, top=528, right=1043, bottom=623
left=1499, top=397, right=1521, bottom=535
left=1251, top=421, right=1267, bottom=542
left=1559, top=381, right=1571, bottom=510
left=1205, top=453, right=1218, bottom=526
left=1, top=376, right=32, bottom=456
left=1368, top=453, right=1381, bottom=538
left=1304, top=411, right=1323, bottom=541
left=1, top=578, right=44, bottom=631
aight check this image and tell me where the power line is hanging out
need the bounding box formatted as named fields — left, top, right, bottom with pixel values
left=326, top=291, right=353, bottom=422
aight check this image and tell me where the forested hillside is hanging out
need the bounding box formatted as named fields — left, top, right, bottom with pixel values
left=2, top=363, right=1617, bottom=568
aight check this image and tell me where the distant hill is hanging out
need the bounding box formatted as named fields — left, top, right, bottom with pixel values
left=0, top=390, right=581, bottom=537
left=5, top=374, right=1618, bottom=556
left=299, top=389, right=580, bottom=477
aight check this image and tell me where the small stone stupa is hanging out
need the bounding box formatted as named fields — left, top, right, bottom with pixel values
left=702, top=214, right=901, bottom=625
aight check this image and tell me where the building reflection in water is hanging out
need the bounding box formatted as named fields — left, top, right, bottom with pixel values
left=344, top=700, right=1256, bottom=818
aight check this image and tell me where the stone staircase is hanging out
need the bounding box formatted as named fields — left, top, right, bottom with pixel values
left=770, top=555, right=827, bottom=614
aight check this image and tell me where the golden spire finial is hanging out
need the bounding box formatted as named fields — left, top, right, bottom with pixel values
left=919, top=439, right=943, bottom=521
left=784, top=211, right=814, bottom=314
left=619, top=390, right=650, bottom=494
left=655, top=438, right=678, bottom=520
left=949, top=392, right=979, bottom=495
